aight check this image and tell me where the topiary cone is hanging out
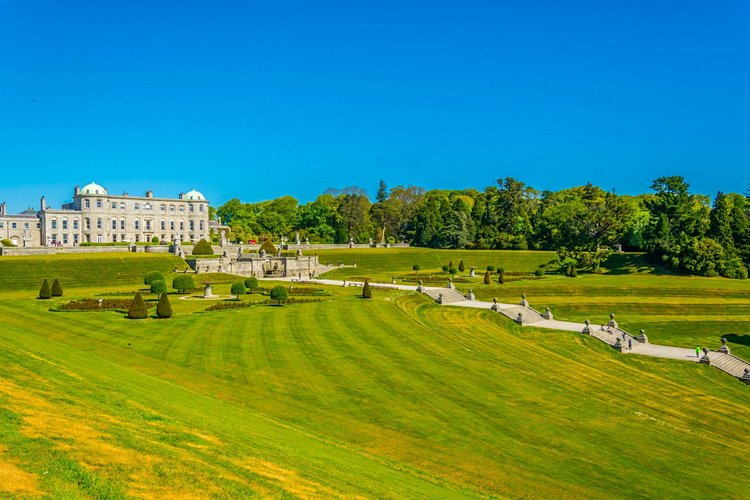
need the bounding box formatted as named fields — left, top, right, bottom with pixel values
left=156, top=293, right=173, bottom=318
left=38, top=279, right=52, bottom=299
left=128, top=292, right=148, bottom=319
left=362, top=279, right=372, bottom=299
left=51, top=278, right=63, bottom=297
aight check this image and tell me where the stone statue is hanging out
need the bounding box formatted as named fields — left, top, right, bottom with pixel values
left=446, top=277, right=455, bottom=289
left=465, top=289, right=475, bottom=300
left=700, top=347, right=711, bottom=365
left=581, top=319, right=591, bottom=335
left=719, top=337, right=730, bottom=354
left=637, top=329, right=648, bottom=344
left=305, top=237, right=309, bottom=245
left=491, top=297, right=499, bottom=312
left=295, top=232, right=301, bottom=245
left=416, top=280, right=424, bottom=293
left=436, top=293, right=443, bottom=304
left=543, top=306, right=553, bottom=320
left=520, top=293, right=529, bottom=307
left=607, top=313, right=618, bottom=329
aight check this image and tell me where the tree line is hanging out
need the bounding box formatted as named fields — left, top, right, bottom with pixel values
left=215, top=176, right=750, bottom=278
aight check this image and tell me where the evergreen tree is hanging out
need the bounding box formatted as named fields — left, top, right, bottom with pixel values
left=376, top=180, right=388, bottom=204
left=156, top=293, right=173, bottom=318
left=51, top=278, right=63, bottom=297
left=458, top=260, right=465, bottom=272
left=128, top=292, right=148, bottom=319
left=362, top=279, right=372, bottom=298
left=498, top=269, right=505, bottom=284
left=38, top=279, right=51, bottom=299
left=484, top=271, right=490, bottom=285
left=192, top=238, right=214, bottom=255
left=710, top=192, right=735, bottom=252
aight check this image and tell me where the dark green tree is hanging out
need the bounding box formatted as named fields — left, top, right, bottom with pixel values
left=38, top=279, right=51, bottom=299
left=270, top=286, right=288, bottom=305
left=128, top=292, right=148, bottom=319
left=150, top=279, right=167, bottom=295
left=231, top=282, right=247, bottom=300
left=498, top=268, right=505, bottom=284
left=192, top=238, right=214, bottom=255
left=172, top=275, right=196, bottom=294
left=458, top=260, right=465, bottom=272
left=144, top=271, right=165, bottom=286
left=362, top=278, right=372, bottom=299
left=244, top=276, right=259, bottom=290
left=156, top=293, right=173, bottom=318
left=412, top=264, right=420, bottom=274
left=484, top=271, right=490, bottom=285
left=51, top=278, right=63, bottom=297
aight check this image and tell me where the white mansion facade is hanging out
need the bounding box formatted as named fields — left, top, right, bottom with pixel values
left=0, top=183, right=210, bottom=247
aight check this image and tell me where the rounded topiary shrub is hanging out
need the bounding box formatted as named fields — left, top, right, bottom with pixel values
left=144, top=271, right=165, bottom=286
left=442, top=265, right=449, bottom=272
left=449, top=268, right=458, bottom=275
left=38, top=279, right=52, bottom=299
left=128, top=292, right=148, bottom=319
left=362, top=279, right=372, bottom=299
left=412, top=264, right=421, bottom=273
left=534, top=269, right=545, bottom=277
left=172, top=275, right=196, bottom=294
left=151, top=236, right=160, bottom=244
left=486, top=265, right=495, bottom=272
left=150, top=279, right=167, bottom=296
left=51, top=278, right=63, bottom=297
left=244, top=276, right=259, bottom=290
left=231, top=282, right=247, bottom=300
left=156, top=293, right=173, bottom=318
left=192, top=238, right=214, bottom=255
left=270, top=286, right=288, bottom=305
left=259, top=239, right=277, bottom=255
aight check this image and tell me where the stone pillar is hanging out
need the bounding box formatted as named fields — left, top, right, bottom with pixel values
left=542, top=307, right=553, bottom=320
left=637, top=329, right=648, bottom=343
left=520, top=293, right=529, bottom=307
left=204, top=284, right=213, bottom=299
left=700, top=347, right=711, bottom=365
left=581, top=319, right=591, bottom=335
left=718, top=338, right=731, bottom=354
left=469, top=268, right=476, bottom=278
left=740, top=368, right=750, bottom=385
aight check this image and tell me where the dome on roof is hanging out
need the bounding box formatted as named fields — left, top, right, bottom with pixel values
left=80, top=182, right=107, bottom=196
left=184, top=189, right=206, bottom=201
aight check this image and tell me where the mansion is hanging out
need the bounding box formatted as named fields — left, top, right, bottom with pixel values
left=0, top=183, right=210, bottom=247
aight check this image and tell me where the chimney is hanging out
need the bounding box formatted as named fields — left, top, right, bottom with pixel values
left=74, top=185, right=80, bottom=196
left=40, top=196, right=46, bottom=211
left=179, top=192, right=184, bottom=200
left=146, top=190, right=153, bottom=198
left=0, top=202, right=5, bottom=216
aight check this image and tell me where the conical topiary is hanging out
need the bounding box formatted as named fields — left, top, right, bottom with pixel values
left=458, top=260, right=465, bottom=272
left=498, top=270, right=505, bottom=284
left=128, top=292, right=148, bottom=319
left=259, top=238, right=277, bottom=255
left=362, top=279, right=372, bottom=299
left=484, top=271, right=490, bottom=285
left=38, top=279, right=52, bottom=299
left=192, top=238, right=214, bottom=255
left=51, top=278, right=63, bottom=297
left=570, top=266, right=578, bottom=278
left=156, top=293, right=173, bottom=318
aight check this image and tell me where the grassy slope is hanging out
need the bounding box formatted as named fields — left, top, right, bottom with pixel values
left=317, top=247, right=558, bottom=281
left=1, top=280, right=750, bottom=497
left=0, top=253, right=189, bottom=291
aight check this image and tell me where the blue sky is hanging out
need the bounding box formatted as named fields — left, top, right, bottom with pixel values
left=0, top=0, right=747, bottom=211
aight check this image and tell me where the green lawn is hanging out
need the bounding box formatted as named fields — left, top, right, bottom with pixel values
left=1, top=252, right=749, bottom=497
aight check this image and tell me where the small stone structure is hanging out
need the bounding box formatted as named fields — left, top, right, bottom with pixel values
left=718, top=338, right=731, bottom=354
left=581, top=319, right=592, bottom=335
left=520, top=293, right=529, bottom=307
left=490, top=297, right=500, bottom=312
left=436, top=293, right=443, bottom=305
left=416, top=280, right=424, bottom=293
left=613, top=337, right=623, bottom=352
left=469, top=268, right=476, bottom=278
left=515, top=311, right=524, bottom=324
left=203, top=284, right=217, bottom=299
left=187, top=247, right=329, bottom=279
left=637, top=329, right=648, bottom=343
left=542, top=307, right=553, bottom=320
left=700, top=347, right=711, bottom=365
left=741, top=368, right=750, bottom=385
left=465, top=289, right=475, bottom=300
left=446, top=278, right=455, bottom=290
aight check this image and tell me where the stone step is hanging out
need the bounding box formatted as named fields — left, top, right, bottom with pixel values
left=498, top=305, right=545, bottom=325
left=710, top=353, right=750, bottom=377
left=422, top=287, right=469, bottom=305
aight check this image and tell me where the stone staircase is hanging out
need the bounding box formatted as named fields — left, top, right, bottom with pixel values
left=422, top=288, right=469, bottom=305
left=497, top=305, right=545, bottom=325
left=709, top=352, right=750, bottom=379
